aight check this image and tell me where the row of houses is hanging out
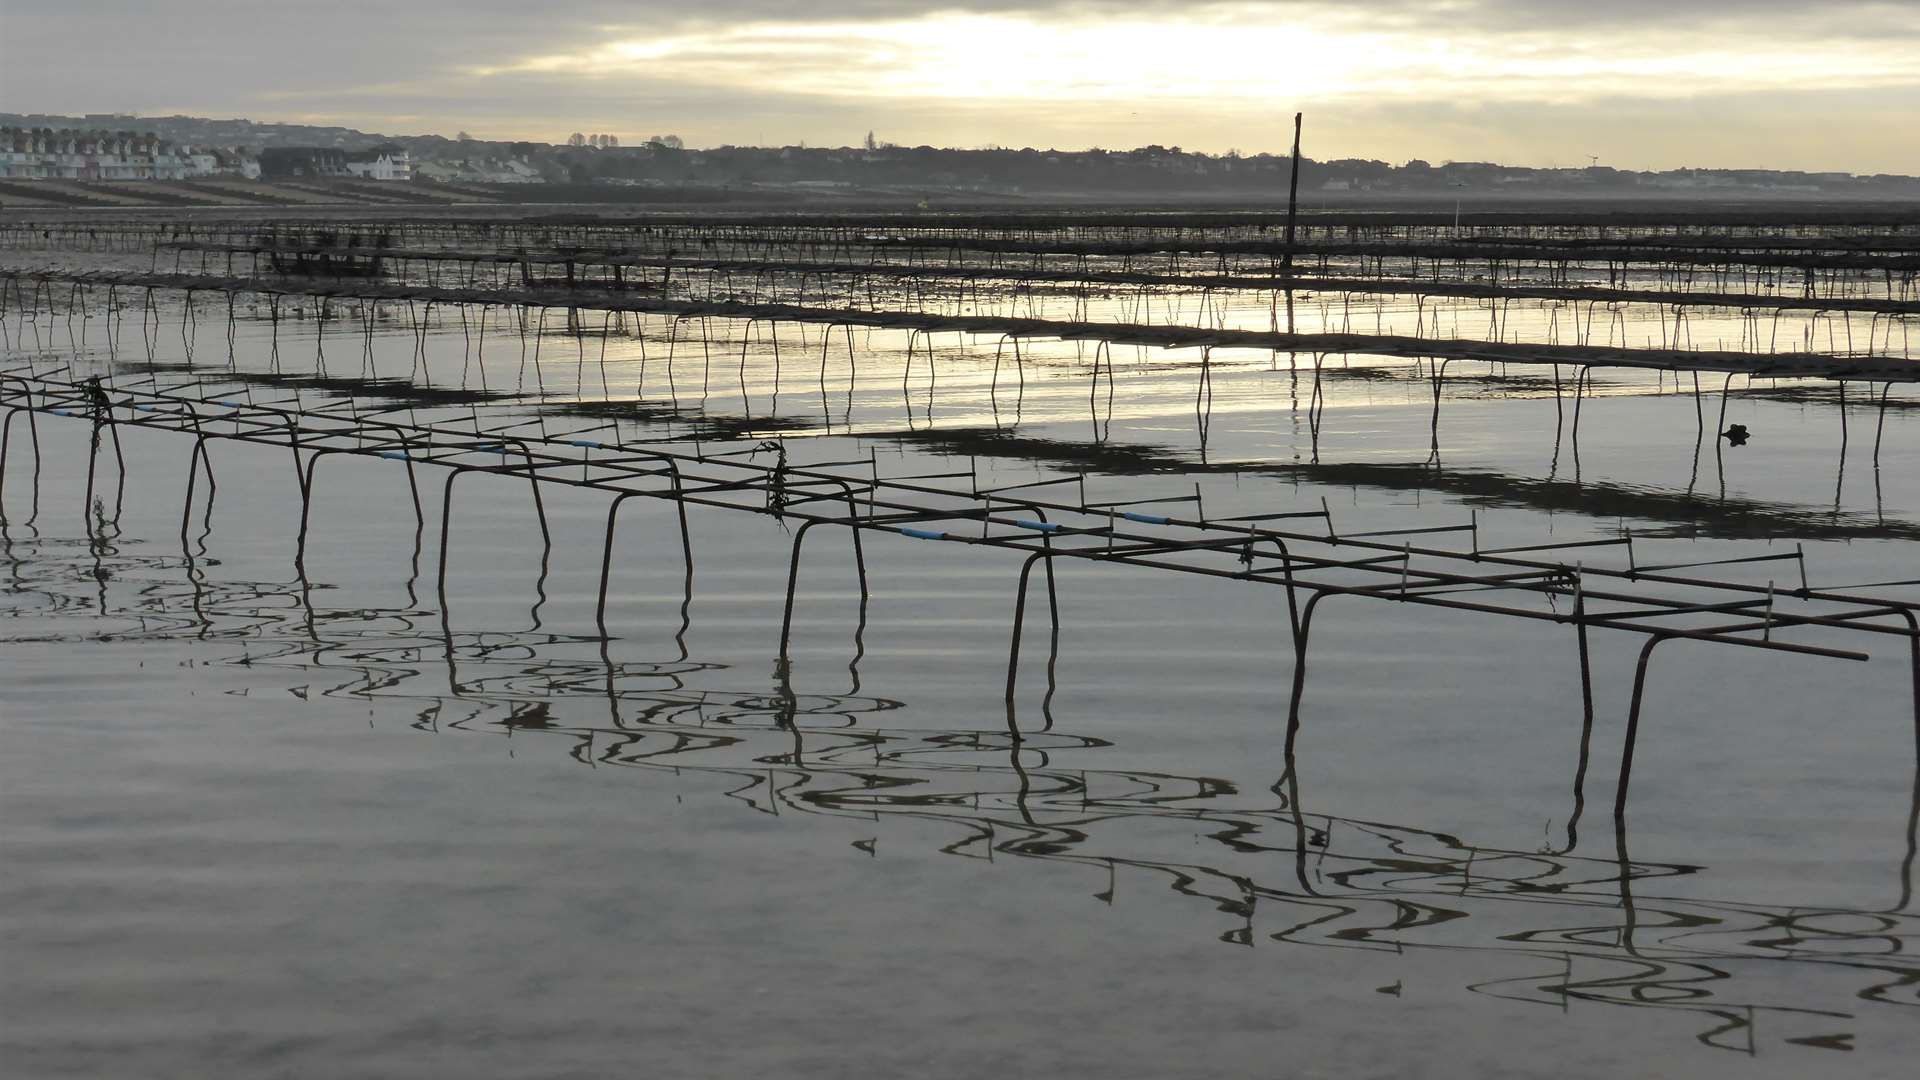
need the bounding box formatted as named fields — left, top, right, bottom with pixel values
left=0, top=128, right=426, bottom=183
left=0, top=128, right=261, bottom=180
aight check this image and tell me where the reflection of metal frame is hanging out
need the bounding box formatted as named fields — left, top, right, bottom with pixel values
left=7, top=533, right=1915, bottom=1055
left=4, top=425, right=1917, bottom=1058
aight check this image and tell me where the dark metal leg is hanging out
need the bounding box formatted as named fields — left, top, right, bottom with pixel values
left=1615, top=633, right=1677, bottom=822
left=83, top=421, right=100, bottom=534
left=436, top=467, right=470, bottom=635
left=179, top=438, right=204, bottom=547
left=1564, top=614, right=1597, bottom=852
left=777, top=519, right=819, bottom=663
left=596, top=491, right=640, bottom=638
left=1895, top=611, right=1920, bottom=912
left=107, top=422, right=126, bottom=516
left=1285, top=590, right=1331, bottom=760
left=294, top=449, right=339, bottom=573
left=0, top=408, right=19, bottom=522
left=1004, top=549, right=1060, bottom=720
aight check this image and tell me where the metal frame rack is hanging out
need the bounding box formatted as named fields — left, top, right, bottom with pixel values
left=4, top=359, right=1917, bottom=823
left=7, top=270, right=1916, bottom=385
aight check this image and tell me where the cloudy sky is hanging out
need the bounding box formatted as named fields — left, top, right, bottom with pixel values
left=4, top=0, right=1918, bottom=171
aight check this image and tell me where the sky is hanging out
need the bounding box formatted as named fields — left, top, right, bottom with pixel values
left=4, top=0, right=1919, bottom=173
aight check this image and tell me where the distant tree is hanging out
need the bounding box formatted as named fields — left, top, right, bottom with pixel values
left=456, top=130, right=474, bottom=141
left=864, top=130, right=877, bottom=151
left=605, top=134, right=618, bottom=148
left=567, top=132, right=586, bottom=147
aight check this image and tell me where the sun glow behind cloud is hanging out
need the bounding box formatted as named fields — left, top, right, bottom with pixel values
left=474, top=8, right=1920, bottom=109
left=7, top=1, right=1920, bottom=169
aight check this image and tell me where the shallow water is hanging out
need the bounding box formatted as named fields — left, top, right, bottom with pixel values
left=3, top=294, right=1919, bottom=1077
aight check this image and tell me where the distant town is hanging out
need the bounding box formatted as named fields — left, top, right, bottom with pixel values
left=4, top=111, right=1920, bottom=208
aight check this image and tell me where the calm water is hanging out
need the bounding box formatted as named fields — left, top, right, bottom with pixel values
left=3, top=295, right=1918, bottom=1077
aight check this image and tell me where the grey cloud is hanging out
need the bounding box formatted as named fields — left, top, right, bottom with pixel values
left=3, top=0, right=1914, bottom=171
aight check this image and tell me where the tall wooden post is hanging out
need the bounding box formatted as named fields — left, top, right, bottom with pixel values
left=1284, top=112, right=1303, bottom=335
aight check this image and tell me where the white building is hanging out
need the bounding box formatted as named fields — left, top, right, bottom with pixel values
left=342, top=148, right=413, bottom=181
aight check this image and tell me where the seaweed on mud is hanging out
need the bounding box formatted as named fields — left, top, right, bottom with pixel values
left=863, top=424, right=1920, bottom=542
left=111, top=360, right=520, bottom=407
left=555, top=398, right=816, bottom=440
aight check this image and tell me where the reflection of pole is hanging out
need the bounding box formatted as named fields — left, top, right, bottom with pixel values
left=1687, top=372, right=1703, bottom=498
left=1571, top=366, right=1590, bottom=484
left=1714, top=373, right=1735, bottom=500
left=1613, top=820, right=1640, bottom=956
left=1874, top=381, right=1892, bottom=470
left=1427, top=358, right=1450, bottom=466
left=1835, top=380, right=1849, bottom=516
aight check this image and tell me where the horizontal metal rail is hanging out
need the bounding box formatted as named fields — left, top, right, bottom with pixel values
left=3, top=366, right=1910, bottom=667
left=153, top=240, right=1920, bottom=317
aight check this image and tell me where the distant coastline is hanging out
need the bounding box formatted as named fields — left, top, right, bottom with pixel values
left=5, top=111, right=1919, bottom=206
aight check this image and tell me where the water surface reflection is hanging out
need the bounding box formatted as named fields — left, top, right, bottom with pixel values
left=5, top=522, right=1915, bottom=1060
